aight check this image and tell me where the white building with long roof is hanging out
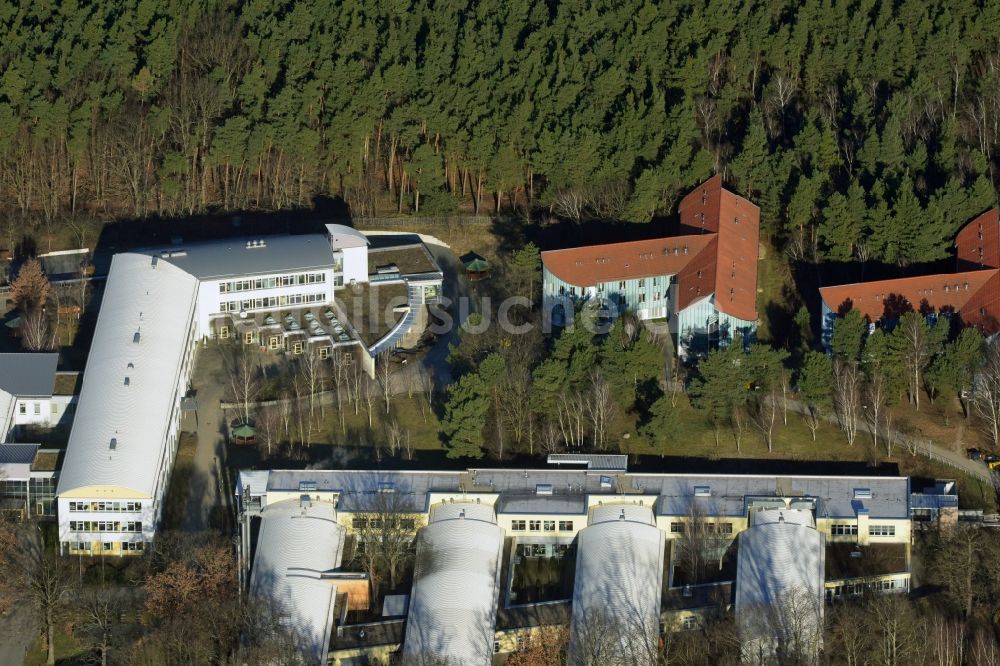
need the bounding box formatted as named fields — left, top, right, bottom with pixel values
left=57, top=225, right=442, bottom=555
left=56, top=253, right=199, bottom=555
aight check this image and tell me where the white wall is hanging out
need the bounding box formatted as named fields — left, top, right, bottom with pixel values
left=194, top=269, right=338, bottom=338
left=12, top=394, right=73, bottom=428
left=342, top=246, right=368, bottom=285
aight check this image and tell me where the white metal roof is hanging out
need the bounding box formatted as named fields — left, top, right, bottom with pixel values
left=325, top=224, right=369, bottom=249
left=250, top=499, right=345, bottom=664
left=569, top=504, right=664, bottom=666
left=56, top=253, right=199, bottom=497
left=735, top=509, right=825, bottom=658
left=402, top=502, right=504, bottom=666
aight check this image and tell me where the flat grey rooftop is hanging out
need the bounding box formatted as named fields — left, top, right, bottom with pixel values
left=0, top=353, right=58, bottom=397
left=495, top=494, right=588, bottom=515
left=639, top=474, right=909, bottom=519
left=138, top=234, right=335, bottom=280
left=248, top=469, right=910, bottom=520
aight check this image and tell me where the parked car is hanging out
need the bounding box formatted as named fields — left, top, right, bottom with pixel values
left=984, top=454, right=1000, bottom=470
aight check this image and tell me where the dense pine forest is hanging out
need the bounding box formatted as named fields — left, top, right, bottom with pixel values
left=1, top=0, right=999, bottom=265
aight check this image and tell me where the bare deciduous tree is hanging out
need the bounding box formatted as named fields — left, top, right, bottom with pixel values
left=974, top=340, right=1000, bottom=449
left=76, top=586, right=135, bottom=666
left=550, top=188, right=588, bottom=222
left=833, top=358, right=862, bottom=446
left=749, top=385, right=780, bottom=452
left=585, top=371, right=614, bottom=450
left=350, top=491, right=421, bottom=611
left=376, top=350, right=395, bottom=415
left=221, top=342, right=260, bottom=426
left=7, top=523, right=73, bottom=666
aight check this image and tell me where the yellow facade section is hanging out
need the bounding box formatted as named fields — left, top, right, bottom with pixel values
left=66, top=540, right=145, bottom=556
left=59, top=485, right=150, bottom=500
left=329, top=643, right=399, bottom=665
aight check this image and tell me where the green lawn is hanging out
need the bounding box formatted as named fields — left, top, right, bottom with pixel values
left=622, top=398, right=876, bottom=463
left=23, top=624, right=88, bottom=666
left=311, top=392, right=441, bottom=451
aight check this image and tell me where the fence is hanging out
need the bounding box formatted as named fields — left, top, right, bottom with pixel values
left=353, top=215, right=492, bottom=227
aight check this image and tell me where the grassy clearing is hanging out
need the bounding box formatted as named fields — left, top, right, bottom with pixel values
left=23, top=624, right=88, bottom=666
left=320, top=393, right=441, bottom=449
left=754, top=240, right=801, bottom=346
left=621, top=398, right=873, bottom=463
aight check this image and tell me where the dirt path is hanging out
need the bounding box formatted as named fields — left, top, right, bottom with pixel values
left=0, top=605, right=35, bottom=666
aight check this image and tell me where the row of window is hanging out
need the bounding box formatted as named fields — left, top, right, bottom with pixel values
left=869, top=525, right=896, bottom=537
left=830, top=524, right=858, bottom=536
left=351, top=517, right=417, bottom=530
left=669, top=522, right=734, bottom=534
left=827, top=577, right=903, bottom=600
left=515, top=543, right=574, bottom=558
left=830, top=524, right=897, bottom=537
left=66, top=541, right=144, bottom=553
left=219, top=292, right=327, bottom=313
left=69, top=521, right=142, bottom=533
left=510, top=520, right=575, bottom=532
left=219, top=273, right=327, bottom=293
left=18, top=401, right=58, bottom=416
left=68, top=501, right=141, bottom=512
left=234, top=331, right=333, bottom=357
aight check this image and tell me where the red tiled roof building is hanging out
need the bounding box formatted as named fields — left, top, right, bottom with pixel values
left=541, top=176, right=760, bottom=358
left=818, top=208, right=1000, bottom=340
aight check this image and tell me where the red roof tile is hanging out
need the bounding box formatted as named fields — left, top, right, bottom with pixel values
left=542, top=176, right=761, bottom=322
left=956, top=208, right=1000, bottom=271
left=541, top=235, right=715, bottom=286
left=819, top=269, right=999, bottom=325
left=821, top=207, right=1000, bottom=334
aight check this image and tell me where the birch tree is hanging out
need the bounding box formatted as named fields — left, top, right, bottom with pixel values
left=973, top=340, right=1000, bottom=449
left=833, top=358, right=862, bottom=446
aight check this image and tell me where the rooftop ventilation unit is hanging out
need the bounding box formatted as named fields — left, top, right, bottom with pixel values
left=109, top=438, right=117, bottom=451
left=535, top=484, right=553, bottom=495
left=124, top=377, right=130, bottom=387
left=300, top=494, right=311, bottom=508
left=694, top=486, right=711, bottom=497
left=133, top=331, right=141, bottom=344
left=854, top=488, right=872, bottom=499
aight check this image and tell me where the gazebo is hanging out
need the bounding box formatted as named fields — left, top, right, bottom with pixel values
left=463, top=256, right=492, bottom=282
left=231, top=422, right=257, bottom=444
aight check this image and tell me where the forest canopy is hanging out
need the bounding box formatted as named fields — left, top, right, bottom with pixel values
left=0, top=0, right=998, bottom=265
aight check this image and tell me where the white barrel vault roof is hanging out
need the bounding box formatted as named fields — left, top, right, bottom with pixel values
left=56, top=253, right=199, bottom=497
left=569, top=503, right=665, bottom=666
left=735, top=509, right=825, bottom=657
left=402, top=502, right=504, bottom=666
left=249, top=499, right=345, bottom=664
